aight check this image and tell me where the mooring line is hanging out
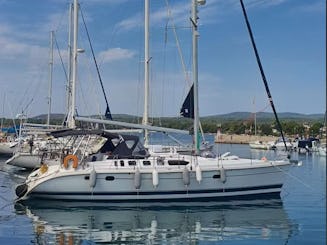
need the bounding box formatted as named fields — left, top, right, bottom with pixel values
left=272, top=162, right=326, bottom=199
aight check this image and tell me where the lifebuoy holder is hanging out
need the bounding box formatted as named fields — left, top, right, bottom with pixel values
left=63, top=154, right=79, bottom=169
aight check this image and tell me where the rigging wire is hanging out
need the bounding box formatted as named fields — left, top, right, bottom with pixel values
left=164, top=0, right=192, bottom=87
left=79, top=5, right=112, bottom=120
left=54, top=33, right=69, bottom=82
left=239, top=0, right=288, bottom=152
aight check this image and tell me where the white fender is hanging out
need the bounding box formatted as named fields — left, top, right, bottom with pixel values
left=152, top=169, right=159, bottom=188
left=89, top=169, right=97, bottom=188
left=220, top=168, right=226, bottom=183
left=134, top=168, right=141, bottom=189
left=195, top=165, right=202, bottom=183
left=183, top=168, right=190, bottom=186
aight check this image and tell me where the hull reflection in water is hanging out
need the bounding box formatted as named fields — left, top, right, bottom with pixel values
left=15, top=199, right=297, bottom=244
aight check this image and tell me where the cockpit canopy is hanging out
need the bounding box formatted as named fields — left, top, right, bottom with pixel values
left=48, top=129, right=149, bottom=159
left=99, top=132, right=149, bottom=159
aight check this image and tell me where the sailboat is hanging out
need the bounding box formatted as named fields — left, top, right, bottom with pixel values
left=15, top=0, right=293, bottom=202
left=6, top=31, right=65, bottom=169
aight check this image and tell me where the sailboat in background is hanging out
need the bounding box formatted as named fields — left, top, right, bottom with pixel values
left=6, top=31, right=65, bottom=168
left=15, top=0, right=293, bottom=202
left=248, top=98, right=275, bottom=150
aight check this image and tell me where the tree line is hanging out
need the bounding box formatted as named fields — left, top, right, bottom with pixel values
left=1, top=116, right=324, bottom=138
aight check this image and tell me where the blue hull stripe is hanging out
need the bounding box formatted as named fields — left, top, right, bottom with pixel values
left=32, top=184, right=282, bottom=196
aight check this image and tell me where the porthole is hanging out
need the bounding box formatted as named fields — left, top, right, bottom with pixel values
left=213, top=174, right=221, bottom=179
left=105, top=176, right=115, bottom=181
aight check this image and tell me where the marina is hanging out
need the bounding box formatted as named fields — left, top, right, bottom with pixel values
left=0, top=0, right=325, bottom=244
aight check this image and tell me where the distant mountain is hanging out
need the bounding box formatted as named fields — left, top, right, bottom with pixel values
left=202, top=112, right=324, bottom=121
left=30, top=112, right=324, bottom=122
left=32, top=113, right=65, bottom=120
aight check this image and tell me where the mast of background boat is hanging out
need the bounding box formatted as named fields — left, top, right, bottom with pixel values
left=47, top=31, right=54, bottom=127
left=67, top=0, right=78, bottom=129
left=142, top=0, right=150, bottom=146
left=1, top=93, right=4, bottom=131
left=192, top=0, right=205, bottom=154
left=253, top=97, right=257, bottom=135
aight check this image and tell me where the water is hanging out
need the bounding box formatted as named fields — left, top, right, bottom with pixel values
left=0, top=137, right=325, bottom=244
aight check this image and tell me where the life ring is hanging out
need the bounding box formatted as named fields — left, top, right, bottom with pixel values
left=63, top=154, right=78, bottom=169
left=261, top=156, right=267, bottom=161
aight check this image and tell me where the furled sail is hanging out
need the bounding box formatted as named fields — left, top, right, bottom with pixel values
left=105, top=106, right=112, bottom=120
left=180, top=84, right=194, bottom=119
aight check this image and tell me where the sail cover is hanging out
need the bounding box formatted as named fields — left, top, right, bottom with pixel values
left=180, top=84, right=194, bottom=118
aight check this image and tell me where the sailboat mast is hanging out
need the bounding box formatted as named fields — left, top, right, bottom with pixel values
left=66, top=3, right=73, bottom=127
left=143, top=0, right=150, bottom=146
left=68, top=0, right=78, bottom=129
left=47, top=31, right=54, bottom=127
left=192, top=0, right=200, bottom=154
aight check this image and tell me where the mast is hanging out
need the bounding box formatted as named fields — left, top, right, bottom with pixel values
left=143, top=0, right=150, bottom=146
left=66, top=3, right=73, bottom=127
left=191, top=0, right=202, bottom=154
left=47, top=31, right=54, bottom=127
left=68, top=0, right=78, bottom=129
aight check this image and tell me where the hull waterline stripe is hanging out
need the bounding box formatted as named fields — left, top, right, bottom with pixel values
left=31, top=184, right=282, bottom=196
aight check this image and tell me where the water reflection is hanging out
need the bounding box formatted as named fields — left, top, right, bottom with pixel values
left=15, top=198, right=298, bottom=244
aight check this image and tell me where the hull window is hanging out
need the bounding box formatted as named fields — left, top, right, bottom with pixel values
left=168, top=160, right=189, bottom=166
left=143, top=160, right=151, bottom=166
left=128, top=160, right=136, bottom=166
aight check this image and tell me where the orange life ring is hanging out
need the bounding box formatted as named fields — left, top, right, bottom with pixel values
left=63, top=154, right=78, bottom=169
left=261, top=156, right=267, bottom=161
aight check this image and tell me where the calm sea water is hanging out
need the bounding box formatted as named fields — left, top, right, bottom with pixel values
left=0, top=134, right=325, bottom=244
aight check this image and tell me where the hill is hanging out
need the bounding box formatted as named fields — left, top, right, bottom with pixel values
left=29, top=112, right=324, bottom=123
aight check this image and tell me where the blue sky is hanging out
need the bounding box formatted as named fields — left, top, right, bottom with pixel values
left=0, top=0, right=325, bottom=119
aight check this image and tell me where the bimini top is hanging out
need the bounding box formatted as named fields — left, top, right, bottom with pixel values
left=48, top=128, right=149, bottom=159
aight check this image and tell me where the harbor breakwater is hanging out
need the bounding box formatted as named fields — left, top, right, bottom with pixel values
left=215, top=134, right=278, bottom=144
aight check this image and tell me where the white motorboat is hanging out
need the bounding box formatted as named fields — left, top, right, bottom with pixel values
left=273, top=138, right=294, bottom=151
left=249, top=140, right=275, bottom=150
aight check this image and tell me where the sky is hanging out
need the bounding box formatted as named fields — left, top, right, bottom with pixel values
left=0, top=0, right=325, bottom=119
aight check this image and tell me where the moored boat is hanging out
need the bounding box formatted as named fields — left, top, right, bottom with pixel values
left=15, top=129, right=292, bottom=201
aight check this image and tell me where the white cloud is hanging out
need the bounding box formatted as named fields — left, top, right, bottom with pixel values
left=98, top=48, right=136, bottom=63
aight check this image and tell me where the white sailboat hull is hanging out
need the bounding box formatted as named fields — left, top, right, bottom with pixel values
left=6, top=152, right=43, bottom=169
left=21, top=158, right=291, bottom=201
left=0, top=141, right=18, bottom=155
left=318, top=146, right=326, bottom=156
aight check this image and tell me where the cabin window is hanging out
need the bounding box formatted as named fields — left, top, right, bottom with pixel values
left=120, top=160, right=125, bottom=167
left=168, top=160, right=189, bottom=165
left=105, top=176, right=115, bottom=181
left=128, top=160, right=136, bottom=166
left=84, top=176, right=90, bottom=180
left=143, top=160, right=151, bottom=166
